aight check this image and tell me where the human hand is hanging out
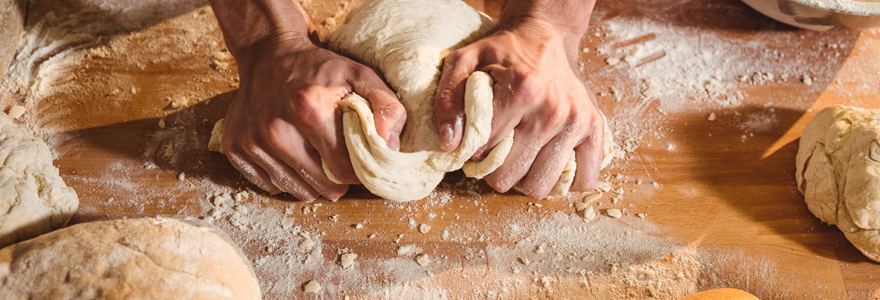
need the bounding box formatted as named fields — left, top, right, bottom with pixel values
left=221, top=39, right=406, bottom=201
left=434, top=18, right=604, bottom=199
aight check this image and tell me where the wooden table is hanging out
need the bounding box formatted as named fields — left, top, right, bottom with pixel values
left=2, top=0, right=879, bottom=299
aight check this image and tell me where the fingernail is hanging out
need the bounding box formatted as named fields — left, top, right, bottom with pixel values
left=387, top=132, right=400, bottom=151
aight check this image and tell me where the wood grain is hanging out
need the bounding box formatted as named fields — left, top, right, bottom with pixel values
left=1, top=0, right=879, bottom=299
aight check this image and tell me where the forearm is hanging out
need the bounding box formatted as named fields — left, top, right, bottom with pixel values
left=209, top=0, right=317, bottom=66
left=498, top=0, right=596, bottom=53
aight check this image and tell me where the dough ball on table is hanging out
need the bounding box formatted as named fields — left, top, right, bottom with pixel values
left=0, top=111, right=78, bottom=248
left=796, top=105, right=880, bottom=262
left=680, top=288, right=759, bottom=300
left=0, top=215, right=262, bottom=300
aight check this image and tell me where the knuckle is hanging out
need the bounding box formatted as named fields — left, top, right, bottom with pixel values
left=512, top=73, right=543, bottom=107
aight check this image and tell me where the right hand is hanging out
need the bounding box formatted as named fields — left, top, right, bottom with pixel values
left=221, top=38, right=406, bottom=202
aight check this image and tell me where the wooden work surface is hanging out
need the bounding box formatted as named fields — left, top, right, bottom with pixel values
left=2, top=0, right=880, bottom=299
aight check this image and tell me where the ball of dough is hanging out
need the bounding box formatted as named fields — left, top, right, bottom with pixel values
left=0, top=215, right=262, bottom=299
left=797, top=105, right=880, bottom=262
left=0, top=111, right=78, bottom=248
left=680, top=288, right=759, bottom=300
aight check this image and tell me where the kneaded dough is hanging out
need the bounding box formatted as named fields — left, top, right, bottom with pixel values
left=0, top=111, right=78, bottom=248
left=797, top=105, right=880, bottom=262
left=210, top=0, right=616, bottom=201
left=324, top=0, right=615, bottom=201
left=0, top=215, right=262, bottom=299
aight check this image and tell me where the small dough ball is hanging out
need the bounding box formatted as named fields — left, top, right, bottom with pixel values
left=679, top=288, right=759, bottom=300
left=0, top=216, right=262, bottom=300
left=0, top=111, right=78, bottom=248
left=797, top=105, right=880, bottom=262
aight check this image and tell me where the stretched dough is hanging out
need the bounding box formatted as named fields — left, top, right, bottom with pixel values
left=324, top=0, right=615, bottom=202
left=0, top=216, right=262, bottom=299
left=210, top=0, right=616, bottom=201
left=797, top=105, right=880, bottom=262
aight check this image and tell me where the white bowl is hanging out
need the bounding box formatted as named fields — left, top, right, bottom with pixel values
left=742, top=0, right=880, bottom=31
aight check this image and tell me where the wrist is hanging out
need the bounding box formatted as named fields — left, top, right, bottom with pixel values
left=230, top=30, right=316, bottom=70
left=210, top=0, right=319, bottom=68
left=497, top=0, right=595, bottom=55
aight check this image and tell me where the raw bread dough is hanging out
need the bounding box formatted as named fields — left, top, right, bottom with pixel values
left=0, top=111, right=78, bottom=248
left=0, top=215, right=262, bottom=299
left=209, top=0, right=616, bottom=201
left=324, top=0, right=615, bottom=201
left=797, top=105, right=880, bottom=262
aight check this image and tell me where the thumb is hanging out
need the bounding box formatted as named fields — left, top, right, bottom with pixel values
left=435, top=50, right=479, bottom=152
left=352, top=66, right=407, bottom=151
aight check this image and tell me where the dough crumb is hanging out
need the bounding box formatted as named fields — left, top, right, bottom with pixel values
left=582, top=206, right=597, bottom=221
left=416, top=254, right=430, bottom=266
left=106, top=197, right=114, bottom=203
left=208, top=119, right=225, bottom=153
left=419, top=224, right=431, bottom=234
left=605, top=57, right=621, bottom=65
left=581, top=48, right=589, bottom=53
left=802, top=75, right=813, bottom=85
left=708, top=113, right=717, bottom=122
left=164, top=144, right=174, bottom=157
left=607, top=208, right=622, bottom=218
left=158, top=119, right=166, bottom=129
left=574, top=202, right=591, bottom=212
left=303, top=281, right=321, bottom=293
left=177, top=172, right=185, bottom=181
left=171, top=96, right=188, bottom=109
left=299, top=235, right=315, bottom=249
left=596, top=181, right=612, bottom=192
left=323, top=17, right=337, bottom=27
left=582, top=192, right=602, bottom=204
left=637, top=213, right=647, bottom=218
left=339, top=253, right=357, bottom=268
left=130, top=87, right=137, bottom=94
left=7, top=105, right=26, bottom=119
left=518, top=257, right=530, bottom=265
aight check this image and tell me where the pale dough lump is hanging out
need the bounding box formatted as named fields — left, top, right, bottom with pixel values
left=797, top=105, right=880, bottom=262
left=0, top=110, right=78, bottom=248
left=0, top=216, right=262, bottom=299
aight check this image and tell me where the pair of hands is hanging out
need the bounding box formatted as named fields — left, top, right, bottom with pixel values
left=221, top=18, right=605, bottom=202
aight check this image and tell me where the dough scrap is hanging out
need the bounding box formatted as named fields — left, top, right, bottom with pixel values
left=797, top=105, right=880, bottom=262
left=0, top=111, right=78, bottom=248
left=0, top=216, right=262, bottom=299
left=324, top=0, right=615, bottom=201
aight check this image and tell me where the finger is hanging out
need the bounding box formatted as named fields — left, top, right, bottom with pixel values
left=435, top=50, right=479, bottom=152
left=250, top=146, right=323, bottom=202
left=225, top=151, right=283, bottom=195
left=483, top=125, right=551, bottom=193
left=571, top=120, right=605, bottom=191
left=514, top=134, right=576, bottom=199
left=307, top=97, right=361, bottom=185
left=351, top=65, right=406, bottom=151
left=470, top=64, right=532, bottom=161
left=273, top=140, right=350, bottom=201
left=267, top=121, right=350, bottom=200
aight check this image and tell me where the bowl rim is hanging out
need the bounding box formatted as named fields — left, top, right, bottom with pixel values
left=789, top=0, right=880, bottom=16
